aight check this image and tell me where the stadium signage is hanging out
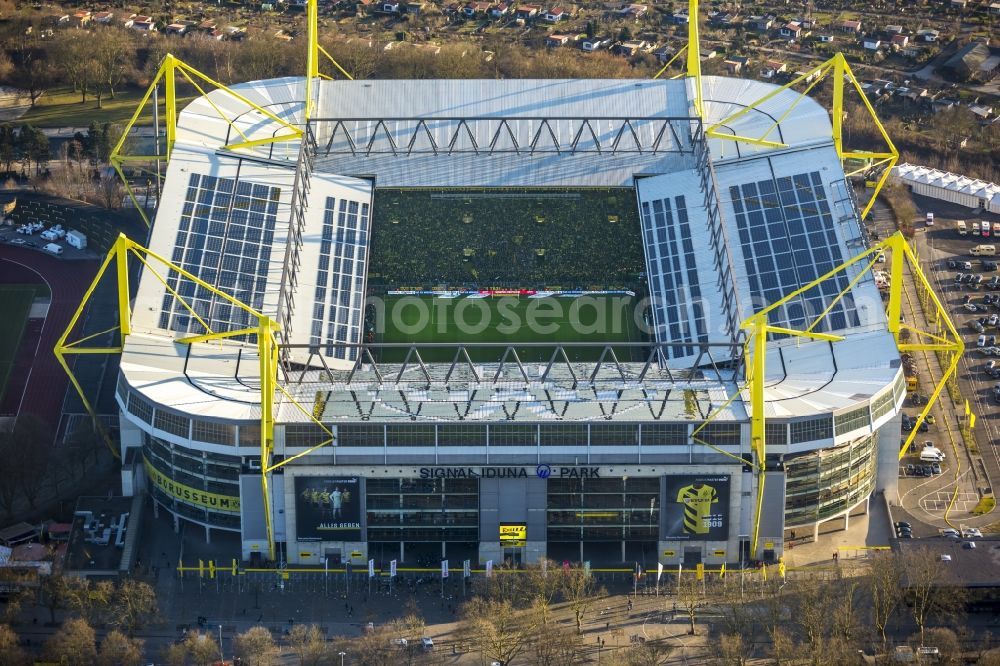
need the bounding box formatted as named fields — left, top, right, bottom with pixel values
left=418, top=465, right=599, bottom=479
left=143, top=458, right=241, bottom=513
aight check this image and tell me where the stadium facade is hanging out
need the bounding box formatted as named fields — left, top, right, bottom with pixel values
left=116, top=72, right=904, bottom=569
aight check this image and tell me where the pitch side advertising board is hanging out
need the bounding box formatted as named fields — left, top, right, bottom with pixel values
left=295, top=476, right=364, bottom=542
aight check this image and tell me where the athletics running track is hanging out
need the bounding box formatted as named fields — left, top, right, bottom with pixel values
left=0, top=245, right=97, bottom=429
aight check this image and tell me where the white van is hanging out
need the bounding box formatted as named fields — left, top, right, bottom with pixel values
left=43, top=242, right=63, bottom=255
left=973, top=221, right=981, bottom=235
left=920, top=449, right=945, bottom=462
left=957, top=220, right=967, bottom=235
left=971, top=245, right=997, bottom=257
left=926, top=212, right=934, bottom=226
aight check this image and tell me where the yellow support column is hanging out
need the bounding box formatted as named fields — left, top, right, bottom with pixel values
left=164, top=56, right=177, bottom=158
left=686, top=0, right=703, bottom=117
left=115, top=236, right=132, bottom=337
left=831, top=54, right=845, bottom=157
left=887, top=236, right=905, bottom=342
left=258, top=316, right=278, bottom=561
left=306, top=0, right=319, bottom=120
left=747, top=315, right=767, bottom=557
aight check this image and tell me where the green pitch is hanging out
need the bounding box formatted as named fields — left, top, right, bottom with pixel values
left=0, top=285, right=45, bottom=404
left=375, top=294, right=648, bottom=362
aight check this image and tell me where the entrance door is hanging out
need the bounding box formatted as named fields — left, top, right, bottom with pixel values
left=683, top=548, right=702, bottom=567
left=502, top=547, right=523, bottom=567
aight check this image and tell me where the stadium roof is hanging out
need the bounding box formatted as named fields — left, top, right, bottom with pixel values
left=118, top=73, right=900, bottom=432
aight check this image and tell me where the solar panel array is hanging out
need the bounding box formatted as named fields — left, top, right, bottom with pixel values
left=639, top=194, right=707, bottom=360
left=311, top=196, right=370, bottom=360
left=160, top=173, right=280, bottom=335
left=729, top=171, right=859, bottom=332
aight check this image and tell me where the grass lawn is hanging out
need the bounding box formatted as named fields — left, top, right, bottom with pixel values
left=0, top=285, right=45, bottom=404
left=18, top=86, right=197, bottom=129
left=375, top=294, right=649, bottom=362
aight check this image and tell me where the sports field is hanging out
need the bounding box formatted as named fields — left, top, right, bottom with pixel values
left=0, top=285, right=45, bottom=403
left=374, top=294, right=649, bottom=362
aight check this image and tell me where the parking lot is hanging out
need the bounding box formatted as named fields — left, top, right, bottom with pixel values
left=869, top=194, right=1000, bottom=537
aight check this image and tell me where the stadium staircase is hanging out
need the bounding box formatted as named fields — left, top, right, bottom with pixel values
left=276, top=127, right=318, bottom=354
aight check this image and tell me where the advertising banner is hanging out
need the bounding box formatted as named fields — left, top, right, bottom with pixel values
left=441, top=559, right=449, bottom=578
left=499, top=523, right=526, bottom=545
left=144, top=458, right=240, bottom=513
left=390, top=560, right=397, bottom=577
left=295, top=476, right=363, bottom=542
left=662, top=475, right=730, bottom=540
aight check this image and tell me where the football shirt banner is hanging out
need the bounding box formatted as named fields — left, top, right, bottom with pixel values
left=662, top=475, right=730, bottom=540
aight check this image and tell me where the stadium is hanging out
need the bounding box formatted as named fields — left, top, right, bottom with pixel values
left=72, top=5, right=937, bottom=571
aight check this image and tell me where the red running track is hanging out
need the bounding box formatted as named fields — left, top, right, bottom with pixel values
left=0, top=246, right=98, bottom=427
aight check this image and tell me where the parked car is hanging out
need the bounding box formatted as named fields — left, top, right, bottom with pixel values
left=931, top=463, right=942, bottom=475
left=984, top=261, right=998, bottom=271
left=962, top=528, right=982, bottom=538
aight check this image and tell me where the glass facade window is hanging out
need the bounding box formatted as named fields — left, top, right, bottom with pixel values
left=438, top=424, right=487, bottom=447
left=127, top=392, right=154, bottom=424
left=238, top=424, right=261, bottom=447
left=285, top=423, right=332, bottom=448
left=154, top=411, right=190, bottom=438
left=870, top=388, right=896, bottom=422
left=547, top=477, right=660, bottom=542
left=640, top=423, right=688, bottom=446
left=789, top=417, right=833, bottom=444
left=766, top=422, right=788, bottom=446
left=366, top=477, right=479, bottom=542
left=698, top=423, right=741, bottom=447
left=589, top=424, right=639, bottom=446
left=539, top=424, right=588, bottom=446
left=488, top=424, right=537, bottom=447
left=340, top=424, right=384, bottom=447
left=386, top=425, right=435, bottom=447
left=191, top=419, right=235, bottom=445
left=834, top=406, right=871, bottom=436
left=784, top=432, right=877, bottom=527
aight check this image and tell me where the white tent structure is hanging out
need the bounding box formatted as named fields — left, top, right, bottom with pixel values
left=892, top=163, right=1000, bottom=214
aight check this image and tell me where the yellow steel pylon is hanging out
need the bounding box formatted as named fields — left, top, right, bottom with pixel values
left=55, top=234, right=335, bottom=561
left=688, top=232, right=961, bottom=558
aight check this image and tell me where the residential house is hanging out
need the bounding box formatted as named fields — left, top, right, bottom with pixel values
left=462, top=1, right=491, bottom=17
left=165, top=23, right=189, bottom=35
left=652, top=45, right=676, bottom=63
left=840, top=19, right=861, bottom=33
left=863, top=38, right=881, bottom=50
left=916, top=28, right=940, bottom=42
left=542, top=7, right=566, bottom=22
left=902, top=45, right=923, bottom=58
left=760, top=59, right=787, bottom=78
left=671, top=12, right=689, bottom=24
left=545, top=33, right=571, bottom=46
left=794, top=69, right=819, bottom=83
left=581, top=35, right=612, bottom=51
left=43, top=14, right=70, bottom=26
left=614, top=39, right=647, bottom=57
left=93, top=11, right=114, bottom=24
left=991, top=2, right=1000, bottom=16
left=130, top=16, right=156, bottom=32
left=779, top=20, right=802, bottom=39
left=515, top=4, right=540, bottom=19
left=746, top=15, right=774, bottom=31
left=199, top=19, right=218, bottom=32
left=71, top=10, right=92, bottom=27
left=489, top=3, right=509, bottom=18
left=406, top=1, right=426, bottom=14
left=723, top=55, right=750, bottom=73
left=890, top=34, right=909, bottom=48
left=618, top=3, right=647, bottom=20
left=950, top=0, right=968, bottom=7
left=378, top=0, right=401, bottom=13
left=818, top=34, right=835, bottom=43
left=710, top=12, right=738, bottom=27
left=883, top=24, right=903, bottom=35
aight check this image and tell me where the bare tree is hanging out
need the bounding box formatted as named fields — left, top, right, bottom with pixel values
left=183, top=630, right=220, bottom=666
left=40, top=571, right=76, bottom=624
left=97, top=629, right=144, bottom=666
left=233, top=626, right=278, bottom=666
left=287, top=624, right=325, bottom=666
left=44, top=617, right=97, bottom=666
left=901, top=547, right=966, bottom=646
left=867, top=551, right=904, bottom=653
left=159, top=642, right=188, bottom=666
left=107, top=579, right=159, bottom=635
left=0, top=623, right=29, bottom=666
left=558, top=564, right=604, bottom=634
left=65, top=578, right=112, bottom=626
left=459, top=598, right=528, bottom=666
left=90, top=28, right=135, bottom=105
left=676, top=574, right=709, bottom=635
left=527, top=602, right=582, bottom=666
